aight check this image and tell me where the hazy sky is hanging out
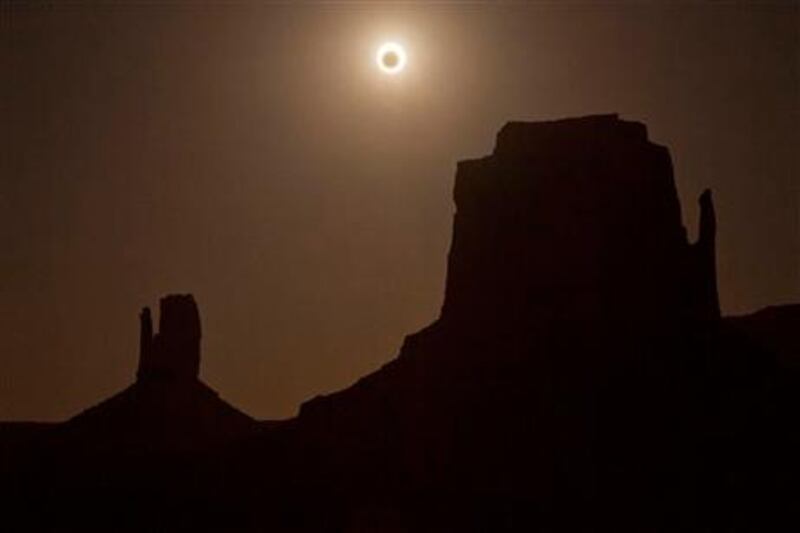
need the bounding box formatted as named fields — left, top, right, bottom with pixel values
left=2, top=3, right=798, bottom=421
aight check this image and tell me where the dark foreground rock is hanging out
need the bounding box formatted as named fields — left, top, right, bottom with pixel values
left=2, top=115, right=798, bottom=532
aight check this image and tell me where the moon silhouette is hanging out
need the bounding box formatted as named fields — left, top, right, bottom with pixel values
left=376, top=42, right=406, bottom=74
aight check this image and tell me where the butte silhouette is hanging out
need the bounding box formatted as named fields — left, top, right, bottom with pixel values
left=1, top=115, right=798, bottom=532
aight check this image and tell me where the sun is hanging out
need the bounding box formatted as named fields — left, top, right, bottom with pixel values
left=376, top=42, right=407, bottom=75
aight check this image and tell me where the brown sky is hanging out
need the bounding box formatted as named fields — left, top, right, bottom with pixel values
left=1, top=3, right=798, bottom=421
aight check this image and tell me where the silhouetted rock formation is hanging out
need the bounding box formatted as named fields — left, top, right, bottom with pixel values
left=137, top=294, right=201, bottom=381
left=692, top=188, right=721, bottom=320
left=41, top=295, right=253, bottom=457
left=287, top=116, right=783, bottom=531
left=1, top=115, right=796, bottom=532
left=442, top=115, right=719, bottom=326
left=297, top=116, right=726, bottom=471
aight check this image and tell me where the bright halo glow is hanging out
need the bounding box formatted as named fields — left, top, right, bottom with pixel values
left=376, top=42, right=407, bottom=75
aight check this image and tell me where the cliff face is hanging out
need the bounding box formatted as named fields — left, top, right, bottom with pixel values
left=442, top=114, right=719, bottom=326
left=299, top=115, right=723, bottom=431
left=287, top=116, right=773, bottom=531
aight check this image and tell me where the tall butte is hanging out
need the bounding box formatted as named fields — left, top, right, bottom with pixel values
left=59, top=294, right=254, bottom=453
left=441, top=114, right=720, bottom=328
left=137, top=294, right=202, bottom=382
left=294, top=116, right=732, bottom=502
